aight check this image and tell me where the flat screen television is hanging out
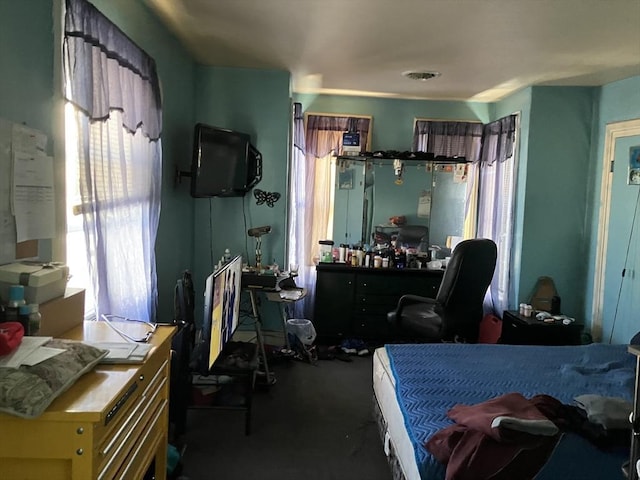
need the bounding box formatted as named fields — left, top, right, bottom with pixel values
left=190, top=123, right=262, bottom=198
left=196, top=254, right=243, bottom=372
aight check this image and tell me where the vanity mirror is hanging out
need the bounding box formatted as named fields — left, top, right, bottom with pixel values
left=332, top=155, right=468, bottom=252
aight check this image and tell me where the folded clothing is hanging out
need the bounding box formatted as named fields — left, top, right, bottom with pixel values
left=448, top=392, right=560, bottom=442
left=574, top=394, right=632, bottom=430
left=426, top=392, right=563, bottom=480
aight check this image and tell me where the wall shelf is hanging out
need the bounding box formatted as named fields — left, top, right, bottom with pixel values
left=336, top=151, right=468, bottom=163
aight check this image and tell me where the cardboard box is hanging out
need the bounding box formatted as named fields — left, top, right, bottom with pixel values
left=38, top=288, right=85, bottom=337
left=0, top=262, right=69, bottom=304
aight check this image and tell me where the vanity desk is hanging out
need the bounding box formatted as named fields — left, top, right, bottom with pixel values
left=314, top=263, right=444, bottom=342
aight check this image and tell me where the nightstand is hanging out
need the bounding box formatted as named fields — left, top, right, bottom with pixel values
left=500, top=310, right=584, bottom=345
left=627, top=345, right=640, bottom=480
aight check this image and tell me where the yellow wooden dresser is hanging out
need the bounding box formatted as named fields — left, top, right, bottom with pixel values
left=0, top=321, right=175, bottom=480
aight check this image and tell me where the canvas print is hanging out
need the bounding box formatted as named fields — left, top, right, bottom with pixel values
left=629, top=145, right=640, bottom=185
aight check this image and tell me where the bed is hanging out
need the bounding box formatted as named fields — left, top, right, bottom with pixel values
left=373, top=343, right=635, bottom=480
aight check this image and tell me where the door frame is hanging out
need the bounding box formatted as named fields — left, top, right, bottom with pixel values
left=591, top=118, right=640, bottom=341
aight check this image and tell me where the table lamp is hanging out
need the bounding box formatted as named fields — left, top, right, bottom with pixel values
left=247, top=225, right=271, bottom=269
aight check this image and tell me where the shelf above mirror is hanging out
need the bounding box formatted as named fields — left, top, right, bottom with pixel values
left=336, top=151, right=468, bottom=163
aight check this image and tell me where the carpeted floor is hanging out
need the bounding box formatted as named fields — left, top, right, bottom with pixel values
left=178, top=351, right=392, bottom=480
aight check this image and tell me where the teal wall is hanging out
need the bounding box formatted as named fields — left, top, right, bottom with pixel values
left=519, top=87, right=597, bottom=319
left=585, top=76, right=640, bottom=342
left=2, top=0, right=638, bottom=340
left=0, top=1, right=53, bottom=142
left=192, top=66, right=291, bottom=329
left=0, top=0, right=55, bottom=260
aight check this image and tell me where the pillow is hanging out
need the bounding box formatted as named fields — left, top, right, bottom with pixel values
left=0, top=339, right=108, bottom=418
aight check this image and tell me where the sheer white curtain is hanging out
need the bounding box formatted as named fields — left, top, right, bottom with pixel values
left=475, top=115, right=518, bottom=315
left=413, top=116, right=517, bottom=316
left=288, top=103, right=314, bottom=319
left=64, top=0, right=162, bottom=322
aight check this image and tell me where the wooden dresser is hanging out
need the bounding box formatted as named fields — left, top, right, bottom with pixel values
left=0, top=322, right=175, bottom=480
left=314, top=264, right=444, bottom=341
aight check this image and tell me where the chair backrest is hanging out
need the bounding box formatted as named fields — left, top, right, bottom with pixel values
left=174, top=270, right=195, bottom=326
left=435, top=238, right=497, bottom=340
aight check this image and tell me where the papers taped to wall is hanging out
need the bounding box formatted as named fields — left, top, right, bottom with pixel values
left=417, top=191, right=431, bottom=218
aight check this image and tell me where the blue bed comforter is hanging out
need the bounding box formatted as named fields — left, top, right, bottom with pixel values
left=385, top=343, right=635, bottom=480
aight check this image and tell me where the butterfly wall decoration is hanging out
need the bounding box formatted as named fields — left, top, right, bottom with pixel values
left=254, top=189, right=281, bottom=207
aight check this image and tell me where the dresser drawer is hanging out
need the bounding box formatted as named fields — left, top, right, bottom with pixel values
left=0, top=324, right=175, bottom=480
left=97, top=358, right=169, bottom=479
left=355, top=294, right=398, bottom=315
left=113, top=397, right=167, bottom=480
left=356, top=273, right=439, bottom=297
left=352, top=314, right=390, bottom=338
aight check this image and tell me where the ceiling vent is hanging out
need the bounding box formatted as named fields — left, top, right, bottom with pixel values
left=402, top=71, right=441, bottom=81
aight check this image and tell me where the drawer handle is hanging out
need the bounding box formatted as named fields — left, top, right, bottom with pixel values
left=99, top=398, right=167, bottom=480
left=76, top=448, right=84, bottom=456
left=141, top=359, right=169, bottom=397
left=139, top=374, right=145, bottom=382
left=105, top=382, right=138, bottom=426
left=116, top=399, right=168, bottom=480
left=99, top=378, right=167, bottom=478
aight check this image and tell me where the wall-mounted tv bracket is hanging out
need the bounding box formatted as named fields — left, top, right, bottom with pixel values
left=174, top=166, right=191, bottom=187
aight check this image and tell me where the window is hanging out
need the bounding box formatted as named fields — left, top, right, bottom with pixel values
left=64, top=103, right=95, bottom=318
left=287, top=107, right=371, bottom=319
left=413, top=115, right=519, bottom=314
left=63, top=0, right=162, bottom=322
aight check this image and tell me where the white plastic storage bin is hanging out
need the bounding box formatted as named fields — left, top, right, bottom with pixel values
left=286, top=319, right=317, bottom=346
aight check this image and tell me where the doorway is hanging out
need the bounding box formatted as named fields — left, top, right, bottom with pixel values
left=591, top=118, right=640, bottom=342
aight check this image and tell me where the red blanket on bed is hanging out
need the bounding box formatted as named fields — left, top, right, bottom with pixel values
left=425, top=393, right=564, bottom=480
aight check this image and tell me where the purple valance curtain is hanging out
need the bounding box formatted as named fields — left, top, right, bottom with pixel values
left=479, top=115, right=518, bottom=166
left=63, top=0, right=162, bottom=322
left=413, top=120, right=483, bottom=159
left=64, top=0, right=162, bottom=140
left=305, top=115, right=370, bottom=158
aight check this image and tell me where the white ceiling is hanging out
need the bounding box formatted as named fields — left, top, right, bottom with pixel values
left=144, top=0, right=640, bottom=102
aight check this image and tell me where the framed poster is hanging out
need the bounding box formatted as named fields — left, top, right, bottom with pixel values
left=629, top=145, right=640, bottom=185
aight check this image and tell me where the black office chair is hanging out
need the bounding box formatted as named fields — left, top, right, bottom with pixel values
left=395, top=225, right=428, bottom=249
left=387, top=238, right=497, bottom=343
left=169, top=270, right=195, bottom=438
